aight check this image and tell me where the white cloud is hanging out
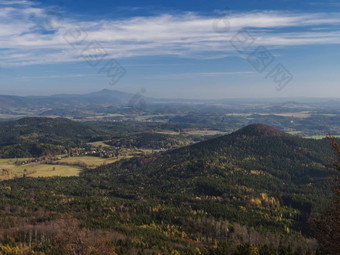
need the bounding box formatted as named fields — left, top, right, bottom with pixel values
left=151, top=72, right=257, bottom=79
left=16, top=73, right=100, bottom=79
left=0, top=0, right=31, bottom=5
left=1, top=0, right=340, bottom=66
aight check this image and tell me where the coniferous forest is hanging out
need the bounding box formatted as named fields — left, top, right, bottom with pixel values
left=0, top=119, right=337, bottom=254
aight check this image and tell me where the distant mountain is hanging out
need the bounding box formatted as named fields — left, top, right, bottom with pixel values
left=1, top=89, right=340, bottom=110
left=0, top=95, right=35, bottom=108
left=0, top=89, right=138, bottom=111
left=48, top=89, right=135, bottom=105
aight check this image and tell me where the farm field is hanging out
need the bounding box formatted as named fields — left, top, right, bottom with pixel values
left=0, top=159, right=81, bottom=180
left=155, top=129, right=227, bottom=136
left=0, top=150, right=159, bottom=181
left=87, top=140, right=111, bottom=147
left=183, top=129, right=229, bottom=136
left=25, top=164, right=82, bottom=178
left=287, top=131, right=302, bottom=135
left=55, top=156, right=119, bottom=168
left=305, top=135, right=340, bottom=139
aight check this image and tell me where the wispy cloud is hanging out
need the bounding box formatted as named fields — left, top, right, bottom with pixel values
left=151, top=72, right=256, bottom=79
left=307, top=1, right=340, bottom=7
left=1, top=0, right=340, bottom=66
left=0, top=0, right=31, bottom=5
left=15, top=74, right=100, bottom=79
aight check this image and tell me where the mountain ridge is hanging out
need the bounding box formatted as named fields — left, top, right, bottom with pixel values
left=86, top=122, right=332, bottom=238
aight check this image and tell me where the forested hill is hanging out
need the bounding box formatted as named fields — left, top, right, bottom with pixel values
left=0, top=123, right=335, bottom=253
left=88, top=123, right=333, bottom=237
left=0, top=117, right=98, bottom=141
left=0, top=117, right=100, bottom=157
left=0, top=117, right=192, bottom=158
left=97, top=123, right=332, bottom=187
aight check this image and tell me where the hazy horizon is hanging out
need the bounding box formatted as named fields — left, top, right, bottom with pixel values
left=4, top=88, right=340, bottom=101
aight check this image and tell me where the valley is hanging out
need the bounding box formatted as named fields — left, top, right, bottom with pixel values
left=2, top=0, right=339, bottom=253
left=0, top=117, right=336, bottom=254
left=2, top=90, right=340, bottom=138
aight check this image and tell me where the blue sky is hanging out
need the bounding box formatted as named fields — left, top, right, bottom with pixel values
left=1, top=0, right=340, bottom=98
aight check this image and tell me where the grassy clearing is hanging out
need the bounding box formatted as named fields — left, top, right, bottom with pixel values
left=183, top=130, right=228, bottom=136
left=155, top=131, right=180, bottom=135
left=0, top=114, right=28, bottom=120
left=87, top=141, right=110, bottom=147
left=25, top=164, right=81, bottom=178
left=0, top=161, right=81, bottom=180
left=274, top=111, right=311, bottom=118
left=0, top=150, right=159, bottom=180
left=305, top=135, right=325, bottom=140
left=155, top=129, right=227, bottom=136
left=224, top=112, right=311, bottom=118
left=0, top=158, right=31, bottom=164
left=56, top=156, right=118, bottom=168
left=287, top=131, right=302, bottom=135
left=305, top=135, right=340, bottom=140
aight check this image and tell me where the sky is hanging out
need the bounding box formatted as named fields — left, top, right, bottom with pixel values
left=1, top=0, right=340, bottom=99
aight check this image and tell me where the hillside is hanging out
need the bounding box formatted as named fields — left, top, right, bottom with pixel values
left=0, top=117, right=98, bottom=141
left=0, top=117, right=195, bottom=158
left=101, top=123, right=331, bottom=188
left=0, top=117, right=100, bottom=158
left=0, top=123, right=334, bottom=254
left=90, top=123, right=332, bottom=236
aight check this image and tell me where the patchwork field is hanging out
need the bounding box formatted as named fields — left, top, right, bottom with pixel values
left=0, top=151, right=155, bottom=181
